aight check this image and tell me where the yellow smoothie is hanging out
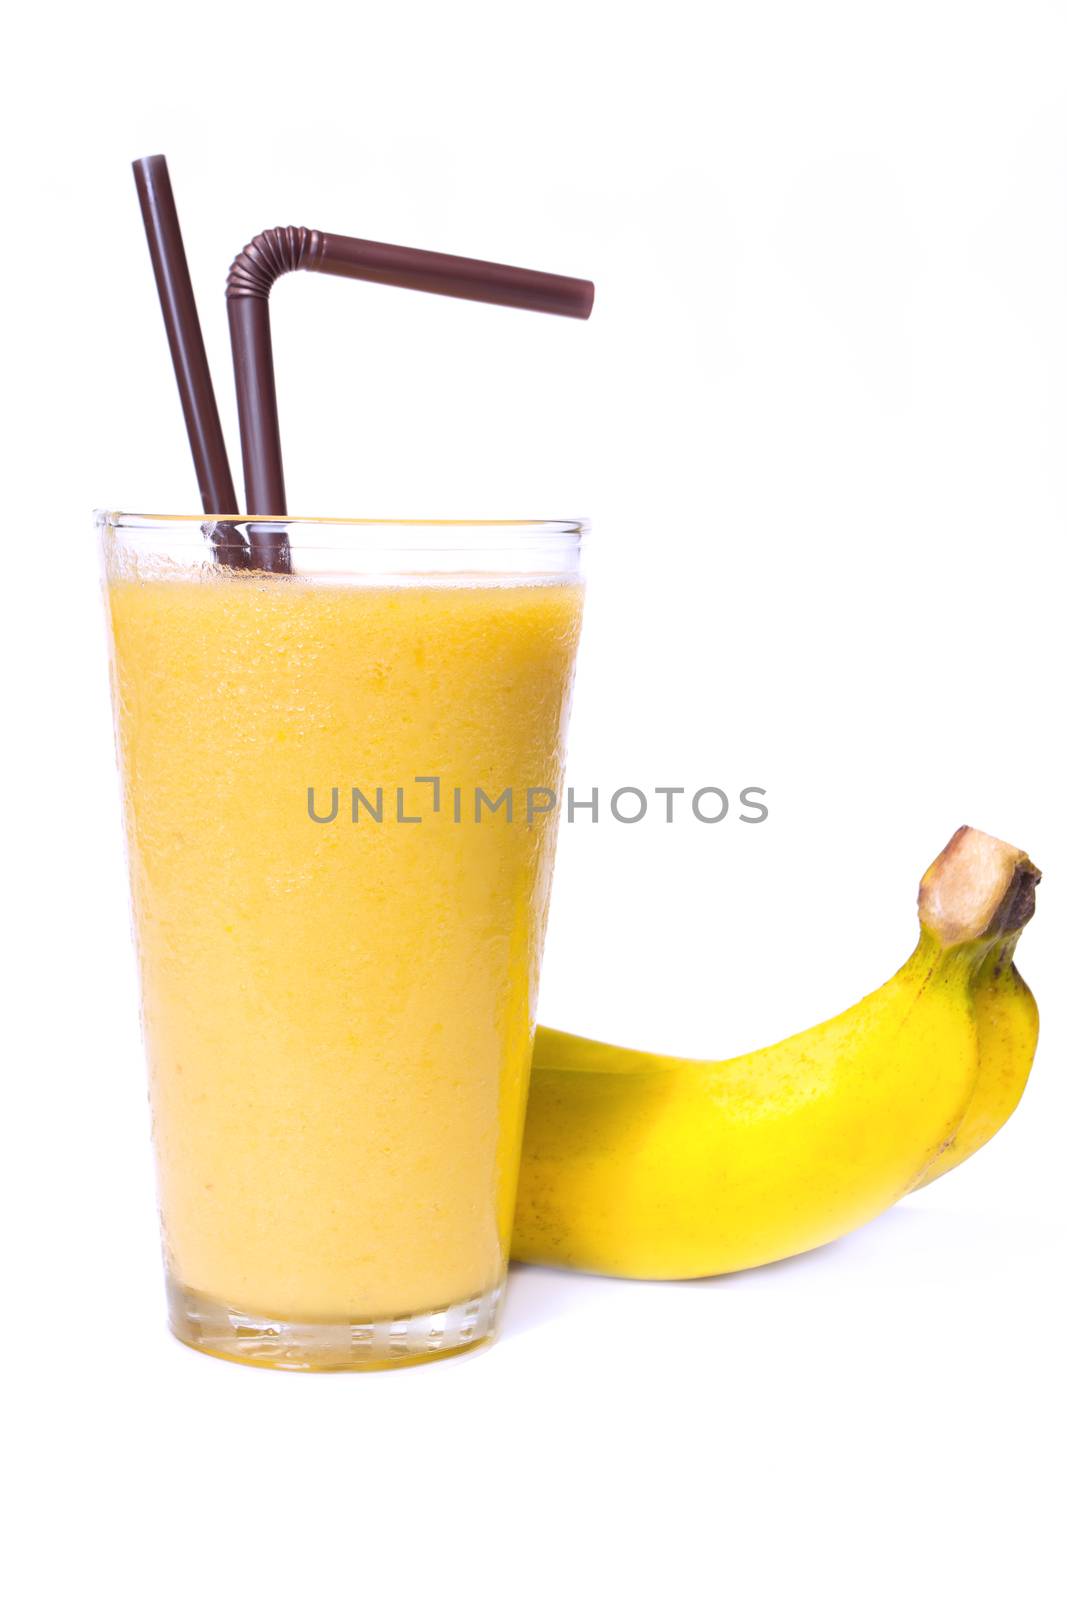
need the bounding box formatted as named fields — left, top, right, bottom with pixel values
left=106, top=569, right=582, bottom=1333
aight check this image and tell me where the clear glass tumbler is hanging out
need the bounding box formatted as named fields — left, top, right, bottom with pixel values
left=100, top=514, right=585, bottom=1369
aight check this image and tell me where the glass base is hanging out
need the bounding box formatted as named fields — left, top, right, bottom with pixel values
left=166, top=1274, right=503, bottom=1371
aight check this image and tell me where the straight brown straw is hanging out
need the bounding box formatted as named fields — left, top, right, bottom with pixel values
left=132, top=155, right=248, bottom=566
left=227, top=227, right=594, bottom=571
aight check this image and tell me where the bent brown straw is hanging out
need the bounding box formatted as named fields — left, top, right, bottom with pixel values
left=227, top=228, right=594, bottom=570
left=132, top=155, right=249, bottom=567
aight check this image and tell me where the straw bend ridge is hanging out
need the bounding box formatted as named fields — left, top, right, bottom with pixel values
left=226, top=224, right=594, bottom=569
left=227, top=226, right=325, bottom=297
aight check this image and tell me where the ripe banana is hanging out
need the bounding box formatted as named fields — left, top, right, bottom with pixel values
left=514, top=827, right=1040, bottom=1278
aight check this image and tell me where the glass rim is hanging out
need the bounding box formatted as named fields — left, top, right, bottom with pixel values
left=96, top=511, right=588, bottom=544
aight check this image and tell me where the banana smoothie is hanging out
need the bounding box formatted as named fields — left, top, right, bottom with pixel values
left=106, top=547, right=583, bottom=1363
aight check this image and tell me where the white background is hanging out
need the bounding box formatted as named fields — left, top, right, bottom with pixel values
left=3, top=2, right=1064, bottom=1594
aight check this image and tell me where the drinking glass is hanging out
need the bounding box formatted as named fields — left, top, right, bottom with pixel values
left=101, top=513, right=585, bottom=1369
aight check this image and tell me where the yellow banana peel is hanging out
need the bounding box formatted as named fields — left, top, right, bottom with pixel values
left=514, top=826, right=1040, bottom=1278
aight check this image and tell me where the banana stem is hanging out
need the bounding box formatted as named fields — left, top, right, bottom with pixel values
left=918, top=827, right=1040, bottom=949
